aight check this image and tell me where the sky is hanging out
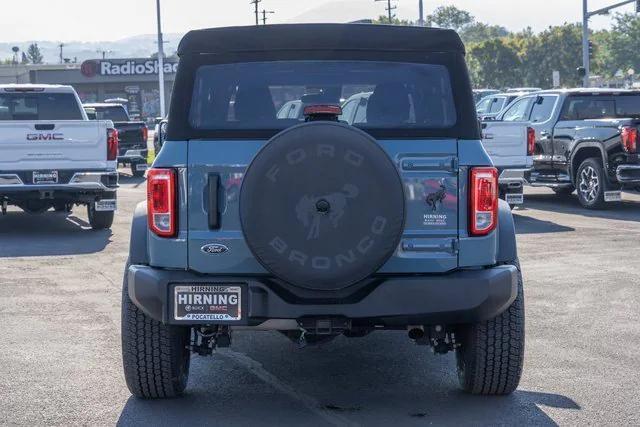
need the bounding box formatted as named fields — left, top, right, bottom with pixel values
left=0, top=0, right=635, bottom=42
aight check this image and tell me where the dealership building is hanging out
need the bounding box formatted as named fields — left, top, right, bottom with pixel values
left=0, top=58, right=176, bottom=121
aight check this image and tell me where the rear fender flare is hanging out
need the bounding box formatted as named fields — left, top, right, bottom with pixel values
left=496, top=199, right=517, bottom=264
left=569, top=142, right=607, bottom=184
left=129, top=201, right=149, bottom=265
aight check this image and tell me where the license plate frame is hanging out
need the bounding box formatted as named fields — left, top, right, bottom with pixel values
left=173, top=284, right=243, bottom=322
left=505, top=193, right=524, bottom=205
left=33, top=170, right=58, bottom=185
left=604, top=191, right=622, bottom=202
left=95, top=199, right=117, bottom=212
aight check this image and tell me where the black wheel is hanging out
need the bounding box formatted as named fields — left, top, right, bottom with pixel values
left=121, top=265, right=191, bottom=398
left=87, top=204, right=114, bottom=230
left=576, top=158, right=608, bottom=209
left=130, top=163, right=146, bottom=178
left=552, top=186, right=574, bottom=196
left=455, top=260, right=525, bottom=395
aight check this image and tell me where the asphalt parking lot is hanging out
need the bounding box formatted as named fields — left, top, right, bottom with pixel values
left=0, top=174, right=639, bottom=426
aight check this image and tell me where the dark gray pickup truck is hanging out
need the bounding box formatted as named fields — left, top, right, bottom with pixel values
left=524, top=89, right=640, bottom=208
left=84, top=103, right=149, bottom=177
left=121, top=24, right=524, bottom=399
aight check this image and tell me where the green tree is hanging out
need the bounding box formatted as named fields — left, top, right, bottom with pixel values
left=26, top=43, right=43, bottom=64
left=467, top=38, right=523, bottom=88
left=460, top=22, right=510, bottom=44
left=599, top=13, right=640, bottom=77
left=426, top=6, right=473, bottom=31
left=21, top=52, right=29, bottom=64
left=373, top=15, right=413, bottom=26
left=520, top=24, right=583, bottom=88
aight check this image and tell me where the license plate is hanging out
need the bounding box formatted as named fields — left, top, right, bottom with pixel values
left=505, top=193, right=524, bottom=205
left=33, top=171, right=58, bottom=184
left=604, top=191, right=622, bottom=202
left=174, top=285, right=242, bottom=321
left=95, top=199, right=117, bottom=211
left=135, top=163, right=148, bottom=171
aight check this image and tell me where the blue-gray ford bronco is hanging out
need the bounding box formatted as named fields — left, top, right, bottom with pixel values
left=122, top=24, right=525, bottom=398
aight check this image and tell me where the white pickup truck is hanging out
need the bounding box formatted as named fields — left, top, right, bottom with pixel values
left=481, top=92, right=542, bottom=205
left=0, top=84, right=119, bottom=229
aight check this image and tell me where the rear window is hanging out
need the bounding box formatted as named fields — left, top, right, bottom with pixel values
left=189, top=61, right=457, bottom=132
left=560, top=95, right=640, bottom=120
left=0, top=92, right=83, bottom=121
left=93, top=106, right=130, bottom=122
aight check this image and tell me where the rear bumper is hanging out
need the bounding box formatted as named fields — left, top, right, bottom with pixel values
left=127, top=264, right=519, bottom=326
left=616, top=164, right=640, bottom=184
left=0, top=171, right=118, bottom=192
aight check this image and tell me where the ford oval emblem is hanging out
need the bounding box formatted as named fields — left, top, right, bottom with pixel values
left=201, top=243, right=229, bottom=255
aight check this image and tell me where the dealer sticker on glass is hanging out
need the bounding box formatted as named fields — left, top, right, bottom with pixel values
left=174, top=285, right=242, bottom=321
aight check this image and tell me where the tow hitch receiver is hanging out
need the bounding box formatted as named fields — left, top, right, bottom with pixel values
left=299, top=318, right=351, bottom=335
left=189, top=325, right=231, bottom=356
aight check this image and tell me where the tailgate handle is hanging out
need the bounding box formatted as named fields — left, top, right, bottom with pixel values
left=208, top=174, right=220, bottom=230
left=35, top=124, right=55, bottom=131
left=401, top=157, right=457, bottom=172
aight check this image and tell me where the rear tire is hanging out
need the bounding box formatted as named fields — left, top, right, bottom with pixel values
left=455, top=260, right=525, bottom=395
left=87, top=204, right=114, bottom=230
left=121, top=265, right=191, bottom=399
left=576, top=158, right=607, bottom=209
left=131, top=163, right=146, bottom=178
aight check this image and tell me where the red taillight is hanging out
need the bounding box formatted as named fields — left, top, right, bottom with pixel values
left=142, top=126, right=148, bottom=142
left=527, top=127, right=535, bottom=156
left=147, top=168, right=177, bottom=238
left=621, top=126, right=637, bottom=154
left=107, top=128, right=119, bottom=161
left=469, top=167, right=498, bottom=236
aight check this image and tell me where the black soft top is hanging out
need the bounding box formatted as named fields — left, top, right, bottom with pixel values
left=178, top=24, right=465, bottom=56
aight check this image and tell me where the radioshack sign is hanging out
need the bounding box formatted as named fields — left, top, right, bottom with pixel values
left=80, top=59, right=178, bottom=78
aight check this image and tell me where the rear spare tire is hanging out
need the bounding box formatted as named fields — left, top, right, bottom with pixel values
left=240, top=122, right=405, bottom=290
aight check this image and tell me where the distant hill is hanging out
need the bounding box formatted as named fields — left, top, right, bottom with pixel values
left=0, top=33, right=185, bottom=64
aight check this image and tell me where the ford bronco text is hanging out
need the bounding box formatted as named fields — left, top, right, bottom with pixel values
left=122, top=24, right=525, bottom=398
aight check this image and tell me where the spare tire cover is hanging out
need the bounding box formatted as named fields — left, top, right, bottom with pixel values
left=240, top=122, right=405, bottom=290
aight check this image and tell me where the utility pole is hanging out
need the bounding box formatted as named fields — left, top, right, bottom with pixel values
left=582, top=0, right=638, bottom=87
left=418, top=0, right=425, bottom=26
left=96, top=49, right=112, bottom=59
left=250, top=0, right=262, bottom=25
left=58, top=43, right=65, bottom=64
left=156, top=0, right=166, bottom=118
left=375, top=0, right=398, bottom=22
left=261, top=9, right=275, bottom=25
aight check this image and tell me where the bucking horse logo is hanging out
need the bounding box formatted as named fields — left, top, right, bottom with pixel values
left=426, top=180, right=447, bottom=212
left=296, top=184, right=359, bottom=240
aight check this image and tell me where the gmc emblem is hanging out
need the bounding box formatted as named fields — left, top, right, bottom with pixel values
left=27, top=133, right=64, bottom=141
